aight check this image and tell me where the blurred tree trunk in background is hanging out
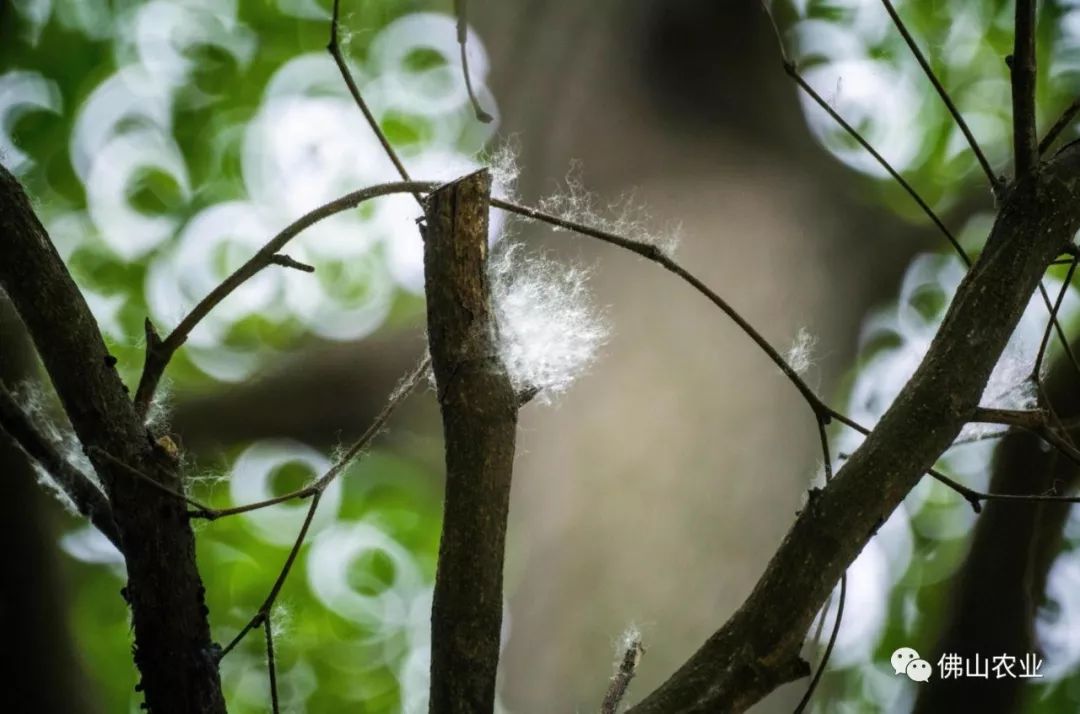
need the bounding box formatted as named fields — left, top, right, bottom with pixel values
left=0, top=298, right=102, bottom=714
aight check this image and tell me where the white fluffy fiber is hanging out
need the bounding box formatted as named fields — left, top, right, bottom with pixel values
left=488, top=242, right=609, bottom=402
left=787, top=327, right=818, bottom=376
left=537, top=162, right=680, bottom=259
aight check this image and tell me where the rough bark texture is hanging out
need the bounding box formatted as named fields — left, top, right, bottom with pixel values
left=0, top=164, right=226, bottom=713
left=916, top=347, right=1080, bottom=713
left=423, top=170, right=519, bottom=714
left=626, top=145, right=1080, bottom=713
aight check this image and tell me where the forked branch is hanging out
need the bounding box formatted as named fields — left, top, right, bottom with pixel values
left=131, top=180, right=435, bottom=417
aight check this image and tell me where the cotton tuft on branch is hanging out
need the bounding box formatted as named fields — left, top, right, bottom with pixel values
left=601, top=624, right=645, bottom=714
left=787, top=327, right=818, bottom=376
left=488, top=242, right=609, bottom=403
left=15, top=381, right=101, bottom=513
left=537, top=162, right=680, bottom=259
left=481, top=138, right=521, bottom=202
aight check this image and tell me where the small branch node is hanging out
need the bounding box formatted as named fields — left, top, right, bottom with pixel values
left=268, top=253, right=315, bottom=273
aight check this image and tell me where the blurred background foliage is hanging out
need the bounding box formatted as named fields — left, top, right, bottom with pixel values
left=9, top=0, right=1080, bottom=712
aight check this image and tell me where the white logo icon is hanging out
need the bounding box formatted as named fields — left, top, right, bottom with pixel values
left=891, top=647, right=933, bottom=682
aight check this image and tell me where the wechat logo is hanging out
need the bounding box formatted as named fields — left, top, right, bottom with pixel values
left=891, top=647, right=933, bottom=682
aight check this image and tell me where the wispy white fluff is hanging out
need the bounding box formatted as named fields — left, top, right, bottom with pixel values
left=787, top=327, right=818, bottom=375
left=15, top=381, right=101, bottom=514
left=489, top=242, right=609, bottom=402
left=30, top=463, right=80, bottom=515
left=536, top=162, right=680, bottom=258
left=270, top=602, right=293, bottom=641
left=982, top=334, right=1038, bottom=411
left=839, top=249, right=1073, bottom=484
left=145, top=378, right=173, bottom=430
left=481, top=138, right=521, bottom=202
left=615, top=623, right=643, bottom=659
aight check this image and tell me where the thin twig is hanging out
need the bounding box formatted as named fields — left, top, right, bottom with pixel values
left=972, top=406, right=1080, bottom=467
left=795, top=577, right=846, bottom=714
left=1035, top=256, right=1080, bottom=378
left=132, top=180, right=436, bottom=417
left=832, top=412, right=1080, bottom=512
left=794, top=418, right=844, bottom=713
left=264, top=618, right=280, bottom=714
left=1041, top=96, right=1080, bottom=154
left=219, top=492, right=322, bottom=659
left=454, top=0, right=493, bottom=123
left=505, top=185, right=1080, bottom=520
left=327, top=0, right=422, bottom=204
left=191, top=355, right=430, bottom=520
left=759, top=1, right=971, bottom=265
left=90, top=446, right=211, bottom=513
left=879, top=0, right=1004, bottom=194
left=834, top=446, right=1080, bottom=510
left=1011, top=0, right=1039, bottom=178
left=268, top=253, right=315, bottom=273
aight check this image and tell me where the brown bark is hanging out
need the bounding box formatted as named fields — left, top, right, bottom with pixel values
left=0, top=163, right=226, bottom=713
left=423, top=170, right=519, bottom=713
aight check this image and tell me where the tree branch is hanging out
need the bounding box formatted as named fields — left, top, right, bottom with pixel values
left=0, top=162, right=226, bottom=713
left=454, top=0, right=494, bottom=123
left=972, top=406, right=1080, bottom=467
left=1041, top=96, right=1080, bottom=154
left=327, top=0, right=422, bottom=203
left=1011, top=0, right=1039, bottom=178
left=0, top=384, right=121, bottom=549
left=624, top=141, right=1080, bottom=714
left=131, top=180, right=435, bottom=417
left=423, top=170, right=518, bottom=713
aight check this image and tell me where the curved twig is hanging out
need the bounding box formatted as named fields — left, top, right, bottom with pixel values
left=132, top=181, right=436, bottom=417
